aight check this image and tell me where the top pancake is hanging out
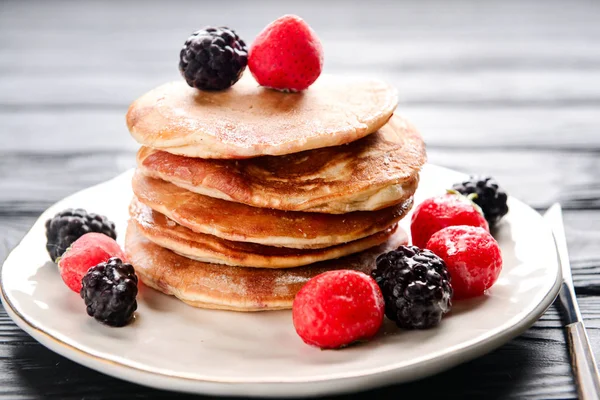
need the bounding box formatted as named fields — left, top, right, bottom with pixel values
left=126, top=73, right=398, bottom=159
left=137, top=114, right=425, bottom=213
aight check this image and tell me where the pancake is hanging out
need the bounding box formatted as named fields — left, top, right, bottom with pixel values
left=126, top=73, right=398, bottom=159
left=125, top=223, right=408, bottom=311
left=130, top=198, right=397, bottom=268
left=137, top=114, right=425, bottom=214
left=132, top=170, right=413, bottom=249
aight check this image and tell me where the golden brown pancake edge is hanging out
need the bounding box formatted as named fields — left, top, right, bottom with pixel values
left=131, top=170, right=413, bottom=249
left=125, top=222, right=408, bottom=311
left=136, top=114, right=425, bottom=213
left=129, top=198, right=398, bottom=268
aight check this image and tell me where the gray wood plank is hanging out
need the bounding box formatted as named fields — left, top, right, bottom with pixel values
left=0, top=217, right=36, bottom=264
left=1, top=0, right=600, bottom=110
left=4, top=38, right=600, bottom=73
left=2, top=0, right=598, bottom=35
left=412, top=107, right=600, bottom=150
left=3, top=71, right=600, bottom=108
left=1, top=149, right=599, bottom=213
left=0, top=153, right=135, bottom=214
left=427, top=149, right=600, bottom=210
left=2, top=107, right=600, bottom=153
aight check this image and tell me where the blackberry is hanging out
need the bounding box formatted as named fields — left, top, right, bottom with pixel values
left=179, top=26, right=248, bottom=91
left=452, top=176, right=509, bottom=228
left=80, top=257, right=138, bottom=327
left=45, top=208, right=116, bottom=262
left=372, top=246, right=452, bottom=329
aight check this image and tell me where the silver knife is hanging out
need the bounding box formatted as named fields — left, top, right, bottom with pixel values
left=545, top=203, right=600, bottom=400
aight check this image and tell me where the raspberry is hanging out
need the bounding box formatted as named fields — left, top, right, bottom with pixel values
left=372, top=246, right=452, bottom=329
left=81, top=257, right=138, bottom=327
left=45, top=208, right=116, bottom=262
left=248, top=15, right=323, bottom=92
left=179, top=26, right=248, bottom=91
left=58, top=233, right=126, bottom=293
left=426, top=225, right=502, bottom=300
left=452, top=176, right=509, bottom=228
left=410, top=193, right=489, bottom=248
left=292, top=270, right=384, bottom=349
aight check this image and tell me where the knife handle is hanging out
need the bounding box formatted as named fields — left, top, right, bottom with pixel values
left=567, top=321, right=600, bottom=400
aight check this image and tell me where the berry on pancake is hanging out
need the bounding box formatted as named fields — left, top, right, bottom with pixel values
left=410, top=192, right=489, bottom=248
left=249, top=15, right=323, bottom=91
left=179, top=26, right=248, bottom=91
left=426, top=225, right=502, bottom=300
left=292, top=270, right=384, bottom=349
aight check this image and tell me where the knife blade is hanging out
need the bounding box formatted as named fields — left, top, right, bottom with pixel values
left=544, top=203, right=600, bottom=400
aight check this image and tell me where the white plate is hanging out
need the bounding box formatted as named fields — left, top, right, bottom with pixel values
left=1, top=165, right=561, bottom=398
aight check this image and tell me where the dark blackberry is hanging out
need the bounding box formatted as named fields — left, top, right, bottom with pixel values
left=179, top=26, right=248, bottom=91
left=452, top=176, right=509, bottom=228
left=80, top=257, right=138, bottom=327
left=372, top=246, right=452, bottom=329
left=45, top=209, right=116, bottom=262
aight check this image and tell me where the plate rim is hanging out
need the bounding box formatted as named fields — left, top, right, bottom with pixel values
left=0, top=166, right=563, bottom=397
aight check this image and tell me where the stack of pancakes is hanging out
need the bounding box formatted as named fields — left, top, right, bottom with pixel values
left=124, top=74, right=426, bottom=311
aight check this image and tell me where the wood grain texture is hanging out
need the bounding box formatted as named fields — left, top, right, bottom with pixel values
left=3, top=107, right=600, bottom=153
left=1, top=0, right=599, bottom=398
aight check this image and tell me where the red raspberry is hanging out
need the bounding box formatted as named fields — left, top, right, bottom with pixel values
left=426, top=225, right=502, bottom=300
left=292, top=270, right=384, bottom=349
left=58, top=233, right=126, bottom=293
left=410, top=193, right=489, bottom=248
left=248, top=14, right=323, bottom=92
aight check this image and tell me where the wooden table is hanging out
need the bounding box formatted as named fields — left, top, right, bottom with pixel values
left=1, top=0, right=599, bottom=398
